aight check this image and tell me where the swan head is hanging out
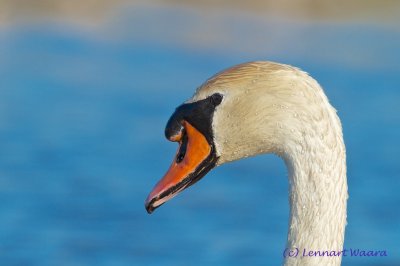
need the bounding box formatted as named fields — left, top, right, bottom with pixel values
left=145, top=61, right=326, bottom=213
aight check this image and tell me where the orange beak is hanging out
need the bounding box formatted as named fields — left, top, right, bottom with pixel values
left=145, top=120, right=215, bottom=213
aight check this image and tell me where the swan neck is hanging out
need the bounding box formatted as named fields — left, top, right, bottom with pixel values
left=283, top=133, right=347, bottom=266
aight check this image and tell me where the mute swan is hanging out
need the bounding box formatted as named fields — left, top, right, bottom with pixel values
left=145, top=61, right=347, bottom=266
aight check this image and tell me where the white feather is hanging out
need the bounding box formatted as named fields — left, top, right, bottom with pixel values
left=191, top=61, right=348, bottom=266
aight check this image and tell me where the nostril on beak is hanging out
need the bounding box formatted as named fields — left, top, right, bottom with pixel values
left=175, top=133, right=188, bottom=163
left=176, top=152, right=185, bottom=163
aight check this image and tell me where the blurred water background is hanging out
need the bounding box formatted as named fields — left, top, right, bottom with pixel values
left=0, top=1, right=399, bottom=265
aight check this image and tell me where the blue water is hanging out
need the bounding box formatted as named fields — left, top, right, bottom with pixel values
left=0, top=4, right=399, bottom=266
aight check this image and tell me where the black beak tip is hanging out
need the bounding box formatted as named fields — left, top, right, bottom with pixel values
left=145, top=203, right=153, bottom=214
left=145, top=198, right=156, bottom=214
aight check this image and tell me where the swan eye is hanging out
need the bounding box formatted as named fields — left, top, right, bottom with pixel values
left=210, top=93, right=223, bottom=106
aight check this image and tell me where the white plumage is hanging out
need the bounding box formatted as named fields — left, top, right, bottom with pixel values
left=191, top=61, right=348, bottom=266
